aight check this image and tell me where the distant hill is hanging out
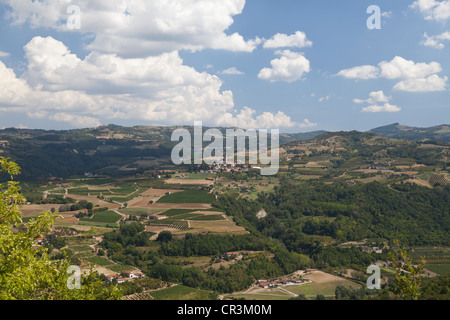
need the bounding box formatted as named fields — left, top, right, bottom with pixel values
left=1, top=123, right=448, bottom=179
left=279, top=130, right=328, bottom=144
left=369, top=123, right=450, bottom=143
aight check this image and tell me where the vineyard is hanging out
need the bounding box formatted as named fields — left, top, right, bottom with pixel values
left=428, top=174, right=449, bottom=186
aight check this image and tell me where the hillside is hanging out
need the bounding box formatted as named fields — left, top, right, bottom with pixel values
left=0, top=124, right=449, bottom=179
left=370, top=123, right=450, bottom=143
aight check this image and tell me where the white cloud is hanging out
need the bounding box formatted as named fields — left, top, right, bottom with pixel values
left=0, top=1, right=303, bottom=129
left=298, top=118, right=317, bottom=128
left=355, top=91, right=401, bottom=113
left=221, top=67, right=245, bottom=75
left=354, top=90, right=390, bottom=105
left=336, top=65, right=379, bottom=80
left=393, top=74, right=448, bottom=92
left=410, top=0, right=450, bottom=21
left=3, top=0, right=260, bottom=57
left=378, top=56, right=442, bottom=80
left=362, top=103, right=402, bottom=113
left=422, top=31, right=450, bottom=49
left=337, top=56, right=447, bottom=92
left=258, top=50, right=310, bottom=83
left=0, top=37, right=298, bottom=129
left=318, top=96, right=329, bottom=103
left=263, top=31, right=312, bottom=49
left=216, top=106, right=298, bottom=129
left=0, top=51, right=10, bottom=57
left=382, top=11, right=392, bottom=18
left=49, top=113, right=102, bottom=128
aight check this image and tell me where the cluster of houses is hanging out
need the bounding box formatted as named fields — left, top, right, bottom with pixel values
left=0, top=140, right=9, bottom=148
left=194, top=163, right=251, bottom=174
left=257, top=278, right=303, bottom=289
left=105, top=271, right=145, bottom=284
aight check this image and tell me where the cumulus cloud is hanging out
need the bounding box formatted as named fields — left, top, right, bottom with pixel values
left=422, top=31, right=450, bottom=49
left=3, top=0, right=260, bottom=57
left=378, top=56, right=442, bottom=80
left=298, top=118, right=317, bottom=128
left=362, top=103, right=401, bottom=113
left=0, top=37, right=298, bottom=129
left=354, top=90, right=401, bottom=113
left=0, top=1, right=303, bottom=129
left=0, top=51, right=10, bottom=57
left=410, top=0, right=450, bottom=21
left=393, top=74, right=448, bottom=92
left=216, top=106, right=298, bottom=129
left=258, top=50, right=310, bottom=83
left=263, top=31, right=312, bottom=49
left=337, top=56, right=447, bottom=92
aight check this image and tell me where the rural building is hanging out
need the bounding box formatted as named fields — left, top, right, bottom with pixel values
left=34, top=238, right=44, bottom=245
left=105, top=274, right=117, bottom=282
left=256, top=209, right=268, bottom=219
left=149, top=214, right=168, bottom=221
left=116, top=277, right=128, bottom=284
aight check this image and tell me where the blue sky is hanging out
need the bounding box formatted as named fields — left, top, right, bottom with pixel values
left=0, top=0, right=449, bottom=132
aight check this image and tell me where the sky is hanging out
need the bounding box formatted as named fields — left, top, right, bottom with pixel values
left=0, top=0, right=449, bottom=133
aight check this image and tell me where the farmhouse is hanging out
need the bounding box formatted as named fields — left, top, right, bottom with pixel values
left=34, top=238, right=44, bottom=245
left=116, top=277, right=128, bottom=284
left=105, top=274, right=116, bottom=282
left=149, top=214, right=168, bottom=221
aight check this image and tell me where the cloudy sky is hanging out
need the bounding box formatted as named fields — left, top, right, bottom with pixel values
left=0, top=0, right=449, bottom=132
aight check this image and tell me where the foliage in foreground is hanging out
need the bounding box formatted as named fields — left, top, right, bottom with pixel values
left=0, top=157, right=122, bottom=300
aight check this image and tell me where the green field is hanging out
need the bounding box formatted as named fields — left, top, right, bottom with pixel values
left=80, top=210, right=122, bottom=223
left=425, top=264, right=450, bottom=275
left=172, top=173, right=216, bottom=179
left=163, top=209, right=195, bottom=217
left=149, top=285, right=216, bottom=300
left=157, top=190, right=216, bottom=204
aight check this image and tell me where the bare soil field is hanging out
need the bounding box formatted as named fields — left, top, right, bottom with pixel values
left=55, top=214, right=78, bottom=224
left=140, top=188, right=184, bottom=197
left=303, top=270, right=349, bottom=284
left=64, top=194, right=115, bottom=208
left=190, top=210, right=224, bottom=215
left=182, top=220, right=248, bottom=235
left=21, top=204, right=59, bottom=217
left=126, top=188, right=184, bottom=207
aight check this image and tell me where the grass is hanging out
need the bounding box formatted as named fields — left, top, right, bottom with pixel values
left=424, top=264, right=450, bottom=275
left=189, top=215, right=225, bottom=221
left=226, top=291, right=292, bottom=301
left=157, top=190, right=216, bottom=204
left=163, top=209, right=195, bottom=217
left=81, top=210, right=122, bottom=223
left=149, top=285, right=216, bottom=300
left=172, top=173, right=216, bottom=179
left=83, top=255, right=115, bottom=266
left=119, top=207, right=162, bottom=216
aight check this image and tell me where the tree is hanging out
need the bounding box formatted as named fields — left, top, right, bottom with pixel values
left=156, top=230, right=173, bottom=242
left=0, top=157, right=122, bottom=300
left=389, top=241, right=425, bottom=300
